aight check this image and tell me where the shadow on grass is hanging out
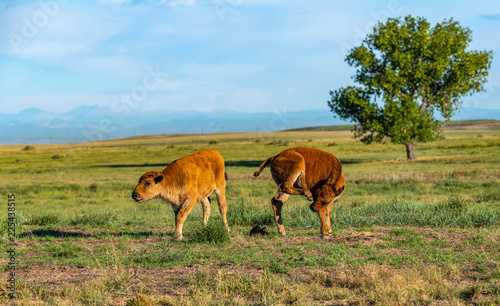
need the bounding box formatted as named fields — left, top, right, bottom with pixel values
left=19, top=229, right=169, bottom=239
left=225, top=159, right=368, bottom=168
left=92, top=159, right=368, bottom=170
left=92, top=163, right=167, bottom=169
left=106, top=230, right=168, bottom=238
left=225, top=160, right=265, bottom=168
left=340, top=159, right=371, bottom=164
left=19, top=229, right=92, bottom=239
left=94, top=161, right=264, bottom=169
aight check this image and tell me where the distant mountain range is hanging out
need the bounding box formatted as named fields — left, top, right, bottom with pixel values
left=1, top=105, right=500, bottom=145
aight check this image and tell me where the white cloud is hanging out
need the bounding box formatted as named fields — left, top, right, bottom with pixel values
left=1, top=0, right=499, bottom=116
left=154, top=80, right=181, bottom=90
left=237, top=0, right=287, bottom=6
left=97, top=0, right=131, bottom=6
left=159, top=0, right=195, bottom=7
left=1, top=4, right=131, bottom=56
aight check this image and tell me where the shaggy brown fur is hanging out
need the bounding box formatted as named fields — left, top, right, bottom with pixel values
left=132, top=150, right=229, bottom=240
left=254, top=147, right=345, bottom=236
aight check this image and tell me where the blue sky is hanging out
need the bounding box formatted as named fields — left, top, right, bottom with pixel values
left=1, top=0, right=499, bottom=114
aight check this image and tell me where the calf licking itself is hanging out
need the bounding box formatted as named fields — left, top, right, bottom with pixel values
left=254, top=147, right=345, bottom=236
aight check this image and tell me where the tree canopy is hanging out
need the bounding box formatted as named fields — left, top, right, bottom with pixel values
left=328, top=15, right=492, bottom=160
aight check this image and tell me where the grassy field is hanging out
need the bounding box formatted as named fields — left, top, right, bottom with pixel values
left=1, top=121, right=499, bottom=305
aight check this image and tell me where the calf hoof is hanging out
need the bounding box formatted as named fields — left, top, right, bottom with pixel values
left=171, top=234, right=183, bottom=241
left=304, top=191, right=314, bottom=202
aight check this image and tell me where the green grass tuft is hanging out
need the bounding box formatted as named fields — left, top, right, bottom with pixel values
left=227, top=200, right=275, bottom=227
left=268, top=260, right=290, bottom=274
left=27, top=213, right=60, bottom=226
left=188, top=219, right=230, bottom=244
left=439, top=197, right=469, bottom=212
left=45, top=242, right=84, bottom=258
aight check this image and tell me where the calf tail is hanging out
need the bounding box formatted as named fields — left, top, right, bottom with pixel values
left=225, top=172, right=229, bottom=181
left=253, top=157, right=273, bottom=177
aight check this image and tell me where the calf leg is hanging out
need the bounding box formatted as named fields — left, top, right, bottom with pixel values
left=214, top=188, right=229, bottom=232
left=172, top=198, right=197, bottom=240
left=317, top=206, right=331, bottom=236
left=325, top=203, right=333, bottom=235
left=272, top=153, right=313, bottom=201
left=280, top=177, right=313, bottom=201
left=200, top=197, right=211, bottom=226
left=272, top=191, right=289, bottom=236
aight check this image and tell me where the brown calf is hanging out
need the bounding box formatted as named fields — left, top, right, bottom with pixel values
left=131, top=150, right=229, bottom=240
left=254, top=147, right=345, bottom=236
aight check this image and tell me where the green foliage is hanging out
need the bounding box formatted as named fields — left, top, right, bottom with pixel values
left=89, top=182, right=99, bottom=193
left=390, top=229, right=417, bottom=237
left=21, top=145, right=35, bottom=151
left=27, top=213, right=60, bottom=226
left=268, top=260, right=290, bottom=274
left=189, top=219, right=230, bottom=244
left=228, top=199, right=276, bottom=227
left=328, top=15, right=493, bottom=159
left=44, top=242, right=84, bottom=258
left=439, top=197, right=468, bottom=212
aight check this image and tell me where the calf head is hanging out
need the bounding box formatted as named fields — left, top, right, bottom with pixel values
left=131, top=170, right=164, bottom=203
left=309, top=175, right=346, bottom=212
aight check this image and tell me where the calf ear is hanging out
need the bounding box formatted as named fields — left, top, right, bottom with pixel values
left=154, top=175, right=164, bottom=184
left=326, top=174, right=334, bottom=184
left=336, top=185, right=345, bottom=196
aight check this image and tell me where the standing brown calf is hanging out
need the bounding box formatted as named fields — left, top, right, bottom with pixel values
left=131, top=150, right=229, bottom=240
left=254, top=147, right=346, bottom=236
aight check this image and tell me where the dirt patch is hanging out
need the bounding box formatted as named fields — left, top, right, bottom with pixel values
left=328, top=230, right=388, bottom=246
left=2, top=262, right=269, bottom=299
left=14, top=263, right=103, bottom=287
left=280, top=230, right=388, bottom=246
left=2, top=263, right=193, bottom=295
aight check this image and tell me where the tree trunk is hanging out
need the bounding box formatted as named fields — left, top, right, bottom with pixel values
left=405, top=142, right=417, bottom=160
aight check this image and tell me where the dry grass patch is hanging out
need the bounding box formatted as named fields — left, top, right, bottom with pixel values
left=3, top=262, right=500, bottom=305
left=308, top=264, right=462, bottom=305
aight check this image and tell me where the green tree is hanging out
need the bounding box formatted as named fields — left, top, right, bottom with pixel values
left=328, top=16, right=492, bottom=160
